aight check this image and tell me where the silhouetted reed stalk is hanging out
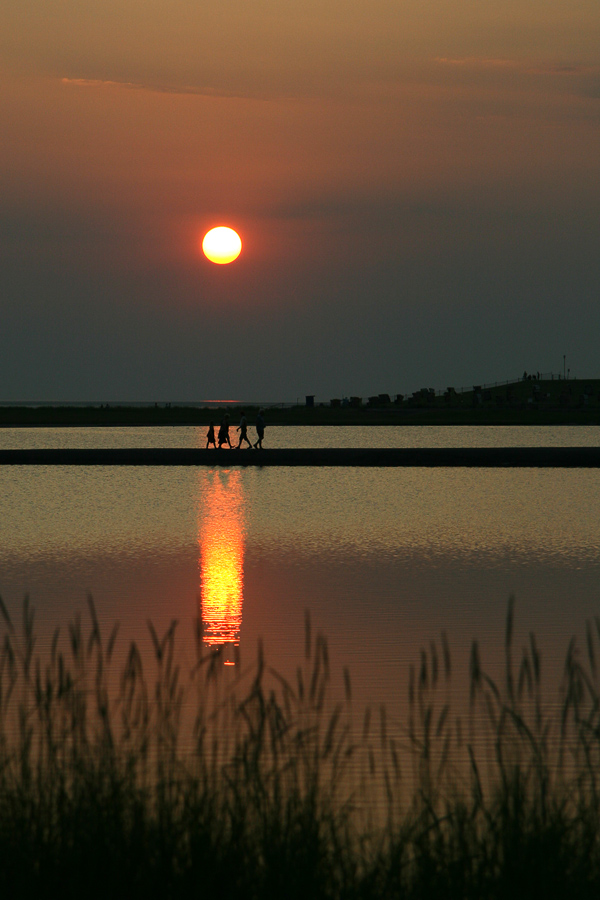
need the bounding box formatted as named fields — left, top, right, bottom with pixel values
left=1, top=592, right=600, bottom=897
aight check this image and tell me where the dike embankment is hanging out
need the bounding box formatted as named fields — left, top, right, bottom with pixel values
left=2, top=447, right=600, bottom=466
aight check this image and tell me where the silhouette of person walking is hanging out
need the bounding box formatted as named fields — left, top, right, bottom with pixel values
left=218, top=414, right=232, bottom=449
left=237, top=411, right=252, bottom=449
left=253, top=409, right=265, bottom=449
left=206, top=421, right=216, bottom=449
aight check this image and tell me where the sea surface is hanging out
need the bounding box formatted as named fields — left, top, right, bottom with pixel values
left=1, top=424, right=600, bottom=724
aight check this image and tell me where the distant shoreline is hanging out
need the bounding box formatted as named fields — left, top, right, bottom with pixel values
left=0, top=405, right=599, bottom=427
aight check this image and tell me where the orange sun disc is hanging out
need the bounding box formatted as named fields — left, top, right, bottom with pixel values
left=202, top=227, right=242, bottom=264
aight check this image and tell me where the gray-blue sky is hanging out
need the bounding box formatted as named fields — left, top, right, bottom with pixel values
left=1, top=1, right=599, bottom=401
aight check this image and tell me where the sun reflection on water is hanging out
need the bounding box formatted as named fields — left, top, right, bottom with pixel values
left=198, top=470, right=245, bottom=663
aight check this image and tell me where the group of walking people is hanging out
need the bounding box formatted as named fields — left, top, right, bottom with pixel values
left=206, top=409, right=265, bottom=450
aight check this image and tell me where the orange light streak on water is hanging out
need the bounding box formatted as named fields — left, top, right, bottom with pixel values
left=199, top=470, right=245, bottom=662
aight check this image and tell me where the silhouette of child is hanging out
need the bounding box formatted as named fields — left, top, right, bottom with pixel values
left=206, top=422, right=216, bottom=449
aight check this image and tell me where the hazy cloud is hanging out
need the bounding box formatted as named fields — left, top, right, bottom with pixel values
left=434, top=56, right=600, bottom=102
left=436, top=56, right=599, bottom=77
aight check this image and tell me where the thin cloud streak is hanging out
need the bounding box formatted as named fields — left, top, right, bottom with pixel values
left=60, top=76, right=262, bottom=101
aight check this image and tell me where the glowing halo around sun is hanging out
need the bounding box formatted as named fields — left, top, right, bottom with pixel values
left=202, top=227, right=242, bottom=264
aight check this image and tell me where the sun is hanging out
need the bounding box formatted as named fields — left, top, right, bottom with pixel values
left=202, top=227, right=242, bottom=264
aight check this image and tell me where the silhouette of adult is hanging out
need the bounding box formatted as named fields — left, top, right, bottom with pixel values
left=236, top=411, right=252, bottom=449
left=253, top=409, right=265, bottom=449
left=218, top=414, right=232, bottom=449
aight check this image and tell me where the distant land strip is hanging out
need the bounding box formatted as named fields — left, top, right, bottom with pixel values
left=2, top=448, right=600, bottom=467
left=1, top=399, right=600, bottom=428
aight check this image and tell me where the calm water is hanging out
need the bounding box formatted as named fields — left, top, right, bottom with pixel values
left=1, top=425, right=600, bottom=718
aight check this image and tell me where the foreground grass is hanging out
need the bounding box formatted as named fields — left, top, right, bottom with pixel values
left=1, top=596, right=600, bottom=898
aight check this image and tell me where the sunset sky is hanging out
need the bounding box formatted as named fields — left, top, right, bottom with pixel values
left=1, top=0, right=599, bottom=401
